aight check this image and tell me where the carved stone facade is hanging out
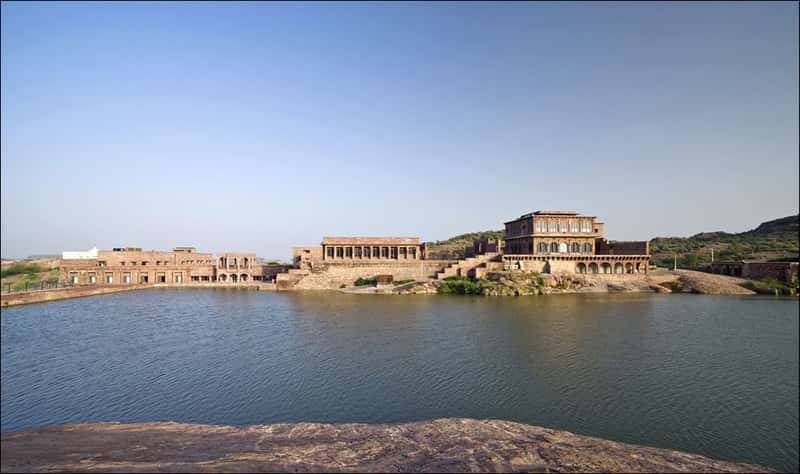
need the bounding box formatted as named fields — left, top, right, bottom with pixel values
left=60, top=247, right=288, bottom=285
left=503, top=210, right=650, bottom=274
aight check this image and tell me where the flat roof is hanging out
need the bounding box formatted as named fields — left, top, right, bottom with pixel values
left=322, top=237, right=420, bottom=245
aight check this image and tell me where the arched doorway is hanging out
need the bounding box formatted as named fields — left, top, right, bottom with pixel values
left=240, top=274, right=248, bottom=282
left=589, top=263, right=598, bottom=274
left=219, top=274, right=227, bottom=282
left=577, top=263, right=586, bottom=274
left=614, top=263, right=623, bottom=274
left=602, top=263, right=611, bottom=274
left=543, top=261, right=552, bottom=273
left=625, top=263, right=634, bottom=274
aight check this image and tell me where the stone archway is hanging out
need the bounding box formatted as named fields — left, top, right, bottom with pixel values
left=543, top=261, right=552, bottom=273
left=625, top=263, right=634, bottom=274
left=614, top=263, right=623, bottom=274
left=240, top=274, right=248, bottom=282
left=219, top=274, right=228, bottom=282
left=577, top=262, right=587, bottom=274
left=602, top=263, right=611, bottom=274
left=589, top=263, right=598, bottom=274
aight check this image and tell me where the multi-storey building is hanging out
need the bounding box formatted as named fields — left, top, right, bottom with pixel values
left=502, top=210, right=650, bottom=274
left=60, top=247, right=290, bottom=286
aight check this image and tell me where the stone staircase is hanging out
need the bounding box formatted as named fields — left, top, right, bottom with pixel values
left=434, top=252, right=501, bottom=280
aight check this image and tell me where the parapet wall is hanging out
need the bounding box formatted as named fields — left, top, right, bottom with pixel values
left=595, top=239, right=649, bottom=255
left=290, top=261, right=454, bottom=290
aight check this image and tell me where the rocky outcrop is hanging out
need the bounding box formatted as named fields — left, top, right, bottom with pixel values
left=0, top=419, right=773, bottom=473
left=674, top=269, right=756, bottom=295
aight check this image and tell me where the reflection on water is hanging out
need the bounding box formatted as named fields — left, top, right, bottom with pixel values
left=1, top=290, right=797, bottom=471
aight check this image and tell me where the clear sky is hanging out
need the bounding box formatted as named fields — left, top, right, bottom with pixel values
left=2, top=1, right=798, bottom=260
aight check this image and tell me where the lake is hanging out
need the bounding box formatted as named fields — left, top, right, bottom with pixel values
left=1, top=290, right=797, bottom=471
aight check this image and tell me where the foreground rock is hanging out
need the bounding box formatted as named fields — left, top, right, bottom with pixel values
left=0, top=419, right=773, bottom=473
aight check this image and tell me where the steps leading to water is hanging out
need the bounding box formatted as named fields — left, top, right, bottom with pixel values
left=434, top=252, right=500, bottom=280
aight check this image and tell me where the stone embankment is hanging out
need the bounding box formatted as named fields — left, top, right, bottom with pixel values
left=394, top=268, right=758, bottom=296
left=0, top=283, right=275, bottom=307
left=0, top=419, right=773, bottom=473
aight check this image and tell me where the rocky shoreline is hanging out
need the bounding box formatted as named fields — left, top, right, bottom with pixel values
left=344, top=269, right=760, bottom=296
left=0, top=418, right=774, bottom=473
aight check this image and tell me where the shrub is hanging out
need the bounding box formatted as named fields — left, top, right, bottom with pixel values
left=354, top=277, right=377, bottom=287
left=437, top=277, right=491, bottom=295
left=1, top=262, right=44, bottom=278
left=339, top=283, right=347, bottom=289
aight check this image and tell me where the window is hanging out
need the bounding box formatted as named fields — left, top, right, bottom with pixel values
left=124, top=274, right=131, bottom=284
left=572, top=242, right=580, bottom=253
left=89, top=274, right=96, bottom=284
left=536, top=220, right=545, bottom=232
left=98, top=261, right=107, bottom=267
left=106, top=274, right=113, bottom=284
left=410, top=247, right=416, bottom=258
left=391, top=247, right=398, bottom=259
left=141, top=261, right=147, bottom=266
left=550, top=242, right=558, bottom=253
left=548, top=221, right=557, bottom=232
left=559, top=242, right=568, bottom=253
left=400, top=247, right=407, bottom=258
left=373, top=246, right=380, bottom=258
left=345, top=247, right=353, bottom=258
left=570, top=220, right=579, bottom=232
left=559, top=220, right=568, bottom=232
left=336, top=247, right=344, bottom=258
left=537, top=242, right=548, bottom=253
left=381, top=247, right=388, bottom=258
left=354, top=247, right=362, bottom=258
left=327, top=247, right=334, bottom=258
left=364, top=247, right=371, bottom=258
left=582, top=220, right=592, bottom=232
left=121, top=262, right=126, bottom=266
left=583, top=243, right=592, bottom=253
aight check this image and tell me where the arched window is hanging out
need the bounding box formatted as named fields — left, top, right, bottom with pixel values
left=537, top=242, right=547, bottom=253
left=559, top=242, right=568, bottom=253
left=559, top=220, right=568, bottom=232
left=548, top=221, right=557, bottom=232
left=571, top=242, right=580, bottom=253
left=582, top=220, right=592, bottom=232
left=570, top=220, right=579, bottom=232
left=583, top=243, right=592, bottom=253
left=550, top=242, right=558, bottom=253
left=577, top=263, right=586, bottom=273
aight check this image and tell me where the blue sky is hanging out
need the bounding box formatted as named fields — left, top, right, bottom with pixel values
left=2, top=1, right=798, bottom=259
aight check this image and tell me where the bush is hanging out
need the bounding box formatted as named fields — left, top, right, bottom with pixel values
left=339, top=283, right=347, bottom=289
left=354, top=277, right=377, bottom=287
left=437, top=277, right=491, bottom=295
left=1, top=262, right=44, bottom=278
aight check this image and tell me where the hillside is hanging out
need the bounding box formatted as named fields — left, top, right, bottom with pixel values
left=424, top=230, right=504, bottom=259
left=649, top=215, right=799, bottom=268
left=425, top=215, right=799, bottom=266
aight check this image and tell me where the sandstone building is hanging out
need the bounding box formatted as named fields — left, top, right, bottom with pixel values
left=59, top=247, right=290, bottom=286
left=59, top=209, right=651, bottom=290
left=501, top=210, right=650, bottom=274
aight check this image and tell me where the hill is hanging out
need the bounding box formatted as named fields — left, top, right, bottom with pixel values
left=424, top=230, right=504, bottom=259
left=649, top=215, right=799, bottom=267
left=425, top=215, right=799, bottom=266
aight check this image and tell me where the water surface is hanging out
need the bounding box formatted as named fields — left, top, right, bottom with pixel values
left=1, top=290, right=797, bottom=471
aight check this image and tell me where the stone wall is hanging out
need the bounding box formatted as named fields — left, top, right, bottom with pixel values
left=289, top=261, right=453, bottom=290
left=595, top=239, right=649, bottom=255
